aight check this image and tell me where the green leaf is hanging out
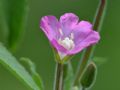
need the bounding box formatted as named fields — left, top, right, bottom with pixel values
left=0, top=43, right=40, bottom=90
left=0, top=0, right=9, bottom=43
left=64, top=62, right=74, bottom=90
left=20, top=57, right=44, bottom=90
left=2, top=0, right=29, bottom=52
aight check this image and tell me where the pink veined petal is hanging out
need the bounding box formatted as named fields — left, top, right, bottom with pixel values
left=72, top=21, right=93, bottom=45
left=67, top=31, right=100, bottom=55
left=60, top=13, right=79, bottom=37
left=40, top=16, right=61, bottom=41
left=77, top=20, right=93, bottom=30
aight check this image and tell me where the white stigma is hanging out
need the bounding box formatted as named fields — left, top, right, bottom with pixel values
left=70, top=33, right=74, bottom=40
left=58, top=37, right=75, bottom=50
left=59, top=29, right=63, bottom=35
left=58, top=37, right=75, bottom=59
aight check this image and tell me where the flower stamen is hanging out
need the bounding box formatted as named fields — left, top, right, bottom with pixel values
left=58, top=36, right=75, bottom=50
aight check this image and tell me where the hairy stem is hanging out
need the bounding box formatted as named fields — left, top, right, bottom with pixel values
left=54, top=63, right=64, bottom=90
left=73, top=0, right=106, bottom=86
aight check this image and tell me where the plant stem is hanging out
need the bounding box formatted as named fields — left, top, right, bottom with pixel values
left=93, top=0, right=106, bottom=31
left=54, top=63, right=64, bottom=90
left=73, top=0, right=106, bottom=86
left=74, top=47, right=93, bottom=86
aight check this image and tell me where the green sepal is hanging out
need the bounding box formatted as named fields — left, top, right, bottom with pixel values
left=52, top=46, right=73, bottom=64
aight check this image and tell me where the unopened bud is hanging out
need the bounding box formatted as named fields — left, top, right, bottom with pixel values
left=81, top=62, right=97, bottom=88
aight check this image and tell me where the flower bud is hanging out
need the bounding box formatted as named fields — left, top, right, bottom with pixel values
left=80, top=62, right=97, bottom=88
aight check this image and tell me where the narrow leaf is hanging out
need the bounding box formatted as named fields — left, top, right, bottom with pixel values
left=0, top=43, right=40, bottom=90
left=0, top=0, right=9, bottom=43
left=4, top=0, right=29, bottom=51
left=20, top=57, right=44, bottom=90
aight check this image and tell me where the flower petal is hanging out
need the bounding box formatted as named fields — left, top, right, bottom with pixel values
left=77, top=20, right=92, bottom=30
left=40, top=16, right=60, bottom=41
left=60, top=13, right=79, bottom=36
left=72, top=21, right=93, bottom=45
left=68, top=31, right=100, bottom=55
left=51, top=39, right=68, bottom=53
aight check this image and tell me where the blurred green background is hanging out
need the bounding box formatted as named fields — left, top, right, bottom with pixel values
left=0, top=0, right=120, bottom=90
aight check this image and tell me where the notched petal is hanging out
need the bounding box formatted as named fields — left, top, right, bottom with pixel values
left=68, top=31, right=100, bottom=55
left=59, top=13, right=79, bottom=36
left=40, top=16, right=60, bottom=41
left=60, top=13, right=79, bottom=25
left=77, top=21, right=93, bottom=30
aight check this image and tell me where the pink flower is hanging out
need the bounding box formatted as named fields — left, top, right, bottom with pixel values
left=40, top=13, right=100, bottom=59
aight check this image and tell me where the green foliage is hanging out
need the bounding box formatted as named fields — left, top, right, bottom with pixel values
left=64, top=62, right=74, bottom=90
left=0, top=0, right=29, bottom=52
left=0, top=43, right=41, bottom=90
left=0, top=0, right=9, bottom=43
left=8, top=0, right=29, bottom=51
left=20, top=57, right=44, bottom=90
left=72, top=86, right=79, bottom=90
left=93, top=57, right=107, bottom=66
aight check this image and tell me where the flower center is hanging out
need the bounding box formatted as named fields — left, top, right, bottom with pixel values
left=58, top=37, right=75, bottom=59
left=58, top=37, right=75, bottom=50
left=58, top=29, right=75, bottom=50
left=58, top=29, right=75, bottom=59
